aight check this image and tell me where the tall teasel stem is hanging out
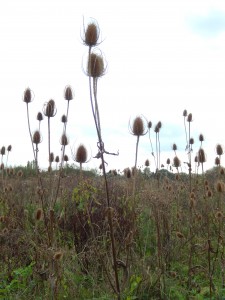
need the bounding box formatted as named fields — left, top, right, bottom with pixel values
left=147, top=121, right=157, bottom=170
left=84, top=19, right=120, bottom=298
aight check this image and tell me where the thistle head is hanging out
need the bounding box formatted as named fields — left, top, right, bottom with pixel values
left=87, top=50, right=106, bottom=78
left=173, top=156, right=181, bottom=169
left=83, top=19, right=100, bottom=47
left=198, top=148, right=206, bottom=163
left=130, top=116, right=146, bottom=136
left=43, top=99, right=57, bottom=117
left=74, top=144, right=88, bottom=164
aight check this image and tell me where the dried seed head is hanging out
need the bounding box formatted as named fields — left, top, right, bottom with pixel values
left=64, top=154, right=69, bottom=162
left=157, top=121, right=162, bottom=130
left=60, top=133, right=69, bottom=146
left=147, top=121, right=152, bottom=129
left=64, top=85, right=73, bottom=101
left=172, top=143, right=177, bottom=151
left=173, top=156, right=181, bottom=168
left=145, top=159, right=150, bottom=167
left=215, top=211, right=223, bottom=219
left=176, top=232, right=184, bottom=239
left=187, top=113, right=192, bottom=122
left=216, top=144, right=224, bottom=156
left=194, top=155, right=198, bottom=163
left=183, top=109, right=187, bottom=117
left=37, top=112, right=43, bottom=122
left=199, top=134, right=204, bottom=142
left=7, top=145, right=12, bottom=152
left=55, top=156, right=60, bottom=163
left=43, top=99, right=57, bottom=117
left=125, top=168, right=131, bottom=179
left=32, top=130, right=41, bottom=144
left=0, top=163, right=4, bottom=170
left=75, top=144, right=88, bottom=164
left=87, top=51, right=105, bottom=78
left=131, top=116, right=145, bottom=136
left=216, top=181, right=224, bottom=193
left=189, top=138, right=194, bottom=145
left=36, top=208, right=42, bottom=221
left=198, top=148, right=206, bottom=163
left=1, top=146, right=5, bottom=155
left=23, top=87, right=33, bottom=103
left=220, top=168, right=225, bottom=175
left=17, top=170, right=23, bottom=177
left=215, top=156, right=220, bottom=166
left=61, top=114, right=67, bottom=123
left=207, top=190, right=212, bottom=197
left=166, top=158, right=170, bottom=165
left=49, top=152, right=54, bottom=163
left=83, top=20, right=100, bottom=47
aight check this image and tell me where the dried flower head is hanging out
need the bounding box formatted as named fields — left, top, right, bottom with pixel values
left=83, top=19, right=100, bottom=47
left=36, top=208, right=42, bottom=221
left=23, top=87, right=33, bottom=103
left=145, top=159, right=150, bottom=167
left=64, top=85, right=74, bottom=101
left=64, top=154, right=69, bottom=162
left=131, top=116, right=146, bottom=136
left=172, top=143, right=177, bottom=151
left=49, top=152, right=54, bottom=163
left=215, top=156, right=220, bottom=166
left=199, top=134, right=204, bottom=142
left=37, top=112, right=43, bottom=122
left=55, top=156, right=60, bottom=163
left=187, top=113, right=192, bottom=122
left=173, top=156, right=181, bottom=168
left=216, top=144, right=224, bottom=156
left=166, top=158, right=170, bottom=165
left=32, top=130, right=41, bottom=144
left=61, top=114, right=67, bottom=123
left=147, top=121, right=152, bottom=129
left=43, top=99, right=57, bottom=118
left=87, top=51, right=106, bottom=78
left=198, top=148, right=206, bottom=163
left=189, top=138, right=194, bottom=145
left=7, top=145, right=12, bottom=152
left=183, top=109, right=187, bottom=117
left=1, top=146, right=5, bottom=155
left=60, top=133, right=69, bottom=146
left=74, top=144, right=88, bottom=164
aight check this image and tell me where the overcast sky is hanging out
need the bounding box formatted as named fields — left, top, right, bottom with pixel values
left=1, top=0, right=225, bottom=173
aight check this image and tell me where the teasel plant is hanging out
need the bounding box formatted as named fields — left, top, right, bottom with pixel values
left=83, top=18, right=121, bottom=299
left=147, top=120, right=157, bottom=170
left=72, top=143, right=89, bottom=179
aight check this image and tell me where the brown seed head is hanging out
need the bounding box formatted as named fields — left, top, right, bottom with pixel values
left=216, top=144, right=224, bottom=156
left=183, top=109, right=187, bottom=117
left=166, top=158, right=170, bottom=165
left=64, top=154, right=69, bottom=162
left=36, top=208, right=42, bottom=221
left=215, top=211, right=223, bottom=219
left=147, top=121, right=152, bottom=129
left=187, top=113, right=192, bottom=122
left=37, top=112, right=43, bottom=121
left=220, top=168, right=225, bottom=175
left=198, top=148, right=206, bottom=163
left=0, top=163, right=4, bottom=170
left=17, top=170, right=23, bottom=177
left=61, top=115, right=67, bottom=123
left=64, top=85, right=73, bottom=101
left=215, top=156, right=220, bottom=166
left=173, top=156, right=181, bottom=168
left=55, top=156, right=60, bottom=163
left=23, top=87, right=33, bottom=103
left=7, top=145, right=12, bottom=152
left=131, top=116, right=145, bottom=136
left=199, top=133, right=204, bottom=142
left=87, top=52, right=105, bottom=78
left=43, top=99, right=57, bottom=117
left=75, top=144, right=88, bottom=164
left=145, top=159, right=150, bottom=167
left=32, top=130, right=41, bottom=144
left=53, top=251, right=63, bottom=260
left=1, top=146, right=5, bottom=155
left=60, top=133, right=69, bottom=146
left=84, top=21, right=100, bottom=47
left=49, top=152, right=54, bottom=163
left=207, top=190, right=212, bottom=197
left=216, top=181, right=224, bottom=193
left=189, top=138, right=194, bottom=145
left=172, top=143, right=177, bottom=151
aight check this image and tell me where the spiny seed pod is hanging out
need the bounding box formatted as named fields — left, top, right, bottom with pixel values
left=215, top=211, right=223, bottom=219
left=176, top=232, right=184, bottom=239
left=23, top=87, right=33, bottom=103
left=55, top=156, right=59, bottom=163
left=216, top=181, right=224, bottom=193
left=199, top=134, right=204, bottom=142
left=17, top=170, right=23, bottom=177
left=32, top=130, right=41, bottom=144
left=187, top=113, right=192, bottom=122
left=157, top=121, right=162, bottom=130
left=166, top=158, right=170, bottom=165
left=64, top=154, right=69, bottom=162
left=37, top=112, right=43, bottom=121
left=147, top=121, right=152, bottom=129
left=7, top=145, right=12, bottom=152
left=60, top=133, right=69, bottom=146
left=145, top=159, right=150, bottom=167
left=215, top=157, right=220, bottom=166
left=49, top=152, right=54, bottom=163
left=131, top=116, right=145, bottom=136
left=1, top=146, right=5, bottom=155
left=64, top=85, right=73, bottom=101
left=61, top=115, right=67, bottom=123
left=53, top=251, right=63, bottom=260
left=183, top=109, right=187, bottom=117
left=43, top=99, right=57, bottom=117
left=220, top=168, right=224, bottom=175
left=198, top=148, right=206, bottom=163
left=189, top=138, right=194, bottom=145
left=36, top=208, right=42, bottom=221
left=84, top=21, right=100, bottom=47
left=216, top=144, right=224, bottom=156
left=126, top=168, right=131, bottom=179
left=194, top=155, right=198, bottom=163
left=173, top=156, right=181, bottom=168
left=207, top=190, right=212, bottom=197
left=87, top=52, right=105, bottom=78
left=172, top=143, right=177, bottom=151
left=75, top=144, right=88, bottom=164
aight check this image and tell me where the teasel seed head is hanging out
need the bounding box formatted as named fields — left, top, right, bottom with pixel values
left=172, top=143, right=177, bottom=151
left=64, top=154, right=69, bottom=162
left=216, top=181, right=224, bottom=193
left=1, top=146, right=5, bottom=155
left=17, top=170, right=23, bottom=177
left=199, top=133, right=204, bottom=142
left=131, top=116, right=146, bottom=136
left=125, top=168, right=131, bottom=179
left=173, top=156, right=181, bottom=169
left=36, top=208, right=42, bottom=221
left=220, top=168, right=224, bottom=175
left=64, top=85, right=74, bottom=101
left=61, top=114, right=67, bottom=123
left=83, top=19, right=100, bottom=47
left=145, top=159, right=150, bottom=167
left=198, top=148, right=206, bottom=163
left=55, top=156, right=60, bottom=163
left=215, top=156, right=220, bottom=166
left=215, top=211, right=223, bottom=219
left=43, top=99, right=57, bottom=117
left=87, top=51, right=106, bottom=78
left=189, top=138, right=194, bottom=145
left=176, top=231, right=184, bottom=239
left=147, top=121, right=152, bottom=129
left=32, top=130, right=42, bottom=145
left=216, top=144, right=224, bottom=156
left=183, top=109, right=187, bottom=117
left=0, top=163, right=4, bottom=170
left=49, top=152, right=54, bottom=163
left=37, top=112, right=43, bottom=121
left=75, top=144, right=88, bottom=164
left=166, top=158, right=170, bottom=165
left=7, top=145, right=12, bottom=152
left=23, top=87, right=33, bottom=103
left=60, top=133, right=69, bottom=146
left=157, top=121, right=162, bottom=130
left=187, top=113, right=192, bottom=122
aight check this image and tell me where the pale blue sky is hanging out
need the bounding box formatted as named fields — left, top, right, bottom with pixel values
left=1, top=0, right=225, bottom=172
